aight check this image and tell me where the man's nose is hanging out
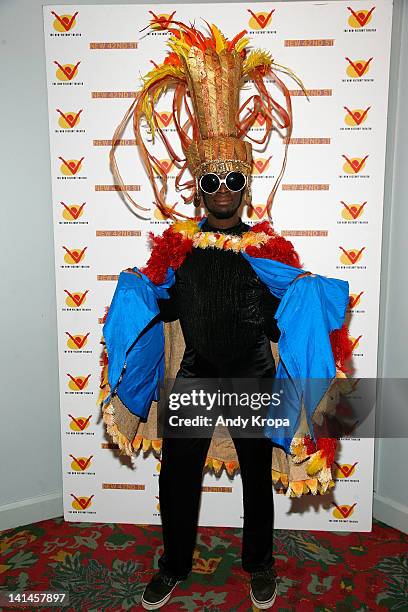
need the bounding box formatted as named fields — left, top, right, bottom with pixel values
left=219, top=182, right=229, bottom=193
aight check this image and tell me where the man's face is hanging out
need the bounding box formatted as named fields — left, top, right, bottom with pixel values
left=200, top=172, right=245, bottom=219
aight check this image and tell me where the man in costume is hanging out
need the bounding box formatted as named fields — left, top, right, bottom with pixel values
left=99, top=18, right=352, bottom=610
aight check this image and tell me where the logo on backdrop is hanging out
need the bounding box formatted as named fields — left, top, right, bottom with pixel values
left=338, top=246, right=366, bottom=267
left=64, top=289, right=89, bottom=309
left=66, top=374, right=91, bottom=393
left=58, top=156, right=85, bottom=177
left=56, top=109, right=83, bottom=129
left=53, top=61, right=81, bottom=81
left=153, top=159, right=174, bottom=176
left=246, top=205, right=268, bottom=221
left=69, top=454, right=94, bottom=473
left=340, top=201, right=367, bottom=221
left=70, top=494, right=95, bottom=513
left=154, top=110, right=174, bottom=129
left=252, top=157, right=272, bottom=175
left=149, top=11, right=177, bottom=31
left=346, top=7, right=376, bottom=30
left=62, top=246, right=88, bottom=265
left=65, top=332, right=90, bottom=352
left=247, top=9, right=275, bottom=31
left=68, top=415, right=92, bottom=432
left=334, top=462, right=359, bottom=479
left=331, top=502, right=357, bottom=521
left=60, top=202, right=86, bottom=222
left=344, top=57, right=373, bottom=80
left=51, top=11, right=78, bottom=32
left=343, top=106, right=371, bottom=127
left=341, top=155, right=369, bottom=175
left=349, top=292, right=364, bottom=311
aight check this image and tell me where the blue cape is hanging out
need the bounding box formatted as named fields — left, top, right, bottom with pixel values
left=103, top=219, right=349, bottom=452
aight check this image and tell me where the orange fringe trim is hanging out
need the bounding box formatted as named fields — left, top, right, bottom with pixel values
left=99, top=423, right=335, bottom=497
left=98, top=332, right=336, bottom=496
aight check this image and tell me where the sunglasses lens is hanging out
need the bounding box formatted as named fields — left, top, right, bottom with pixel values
left=226, top=172, right=246, bottom=192
left=199, top=173, right=220, bottom=194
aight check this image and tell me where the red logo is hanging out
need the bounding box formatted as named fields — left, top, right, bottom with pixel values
left=345, top=58, right=373, bottom=78
left=332, top=502, right=357, bottom=519
left=341, top=201, right=366, bottom=220
left=64, top=290, right=89, bottom=308
left=66, top=332, right=90, bottom=350
left=349, top=292, right=364, bottom=309
left=58, top=156, right=84, bottom=176
left=247, top=9, right=274, bottom=30
left=70, top=494, right=94, bottom=510
left=60, top=202, right=86, bottom=220
left=62, top=246, right=87, bottom=264
left=334, top=462, right=358, bottom=479
left=54, top=61, right=81, bottom=81
left=339, top=246, right=366, bottom=265
left=148, top=10, right=177, bottom=30
left=347, top=7, right=376, bottom=28
left=252, top=157, right=272, bottom=175
left=69, top=454, right=93, bottom=471
left=344, top=106, right=371, bottom=126
left=68, top=415, right=92, bottom=431
left=154, top=159, right=174, bottom=175
left=51, top=11, right=78, bottom=32
left=342, top=155, right=369, bottom=174
left=67, top=374, right=91, bottom=391
left=56, top=109, right=83, bottom=129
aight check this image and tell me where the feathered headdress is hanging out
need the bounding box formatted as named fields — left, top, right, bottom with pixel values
left=110, top=16, right=309, bottom=220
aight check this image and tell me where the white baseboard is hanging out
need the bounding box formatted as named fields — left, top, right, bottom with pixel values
left=0, top=492, right=63, bottom=532
left=1, top=492, right=406, bottom=535
left=373, top=493, right=408, bottom=535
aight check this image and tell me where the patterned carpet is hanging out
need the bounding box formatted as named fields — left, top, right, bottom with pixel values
left=1, top=517, right=407, bottom=611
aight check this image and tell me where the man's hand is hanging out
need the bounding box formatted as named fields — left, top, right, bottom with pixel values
left=123, top=267, right=142, bottom=278
left=295, top=271, right=316, bottom=281
left=291, top=271, right=316, bottom=285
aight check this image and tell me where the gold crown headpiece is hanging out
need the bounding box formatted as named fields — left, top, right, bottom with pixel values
left=110, top=17, right=309, bottom=220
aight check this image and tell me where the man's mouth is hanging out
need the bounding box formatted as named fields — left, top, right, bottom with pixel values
left=214, top=197, right=232, bottom=205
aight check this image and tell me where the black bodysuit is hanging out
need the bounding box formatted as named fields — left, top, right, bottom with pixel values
left=157, top=218, right=281, bottom=378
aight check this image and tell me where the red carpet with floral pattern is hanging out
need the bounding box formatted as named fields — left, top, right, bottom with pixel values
left=1, top=517, right=407, bottom=611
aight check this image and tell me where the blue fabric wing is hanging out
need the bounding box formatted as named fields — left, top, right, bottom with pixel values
left=102, top=267, right=175, bottom=419
left=243, top=253, right=349, bottom=451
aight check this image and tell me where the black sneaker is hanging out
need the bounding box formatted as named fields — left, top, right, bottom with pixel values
left=250, top=566, right=277, bottom=609
left=141, top=571, right=181, bottom=610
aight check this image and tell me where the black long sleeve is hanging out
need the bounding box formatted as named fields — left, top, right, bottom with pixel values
left=157, top=283, right=179, bottom=323
left=260, top=282, right=281, bottom=343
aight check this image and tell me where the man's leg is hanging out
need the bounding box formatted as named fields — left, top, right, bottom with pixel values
left=157, top=434, right=212, bottom=580
left=231, top=435, right=275, bottom=573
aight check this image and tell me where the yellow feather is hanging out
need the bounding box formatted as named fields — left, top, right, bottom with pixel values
left=243, top=49, right=273, bottom=75
left=137, top=63, right=185, bottom=139
left=235, top=37, right=250, bottom=53
left=211, top=23, right=227, bottom=52
left=306, top=451, right=326, bottom=476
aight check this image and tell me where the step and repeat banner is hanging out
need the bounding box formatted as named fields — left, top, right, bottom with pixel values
left=43, top=1, right=393, bottom=531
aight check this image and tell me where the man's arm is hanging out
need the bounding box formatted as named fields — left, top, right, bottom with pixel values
left=156, top=283, right=179, bottom=322
left=261, top=282, right=282, bottom=343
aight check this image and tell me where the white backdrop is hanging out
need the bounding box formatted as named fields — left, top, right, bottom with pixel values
left=43, top=0, right=393, bottom=531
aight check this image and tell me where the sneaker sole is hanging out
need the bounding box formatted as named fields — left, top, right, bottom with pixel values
left=250, top=586, right=277, bottom=609
left=141, top=580, right=180, bottom=610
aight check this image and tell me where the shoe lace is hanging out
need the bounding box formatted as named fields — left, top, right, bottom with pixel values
left=156, top=572, right=178, bottom=587
left=251, top=566, right=277, bottom=581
